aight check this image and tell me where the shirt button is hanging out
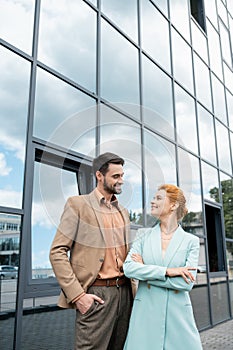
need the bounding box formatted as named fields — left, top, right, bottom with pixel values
left=99, top=258, right=104, bottom=262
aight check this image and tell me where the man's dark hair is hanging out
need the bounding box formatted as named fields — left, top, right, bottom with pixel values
left=92, top=152, right=124, bottom=176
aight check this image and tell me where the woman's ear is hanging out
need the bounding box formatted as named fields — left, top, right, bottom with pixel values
left=171, top=202, right=179, bottom=211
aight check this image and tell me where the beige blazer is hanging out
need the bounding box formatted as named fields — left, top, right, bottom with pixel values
left=49, top=189, right=131, bottom=308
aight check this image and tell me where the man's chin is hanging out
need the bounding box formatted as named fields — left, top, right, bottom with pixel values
left=114, top=187, right=122, bottom=194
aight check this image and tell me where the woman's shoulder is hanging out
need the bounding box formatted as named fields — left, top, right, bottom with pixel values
left=181, top=227, right=200, bottom=243
left=136, top=224, right=159, bottom=238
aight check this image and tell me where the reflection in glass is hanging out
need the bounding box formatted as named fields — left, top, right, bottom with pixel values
left=38, top=0, right=96, bottom=92
left=219, top=21, right=232, bottom=67
left=142, top=55, right=174, bottom=138
left=201, top=161, right=219, bottom=202
left=197, top=104, right=217, bottom=164
left=101, top=19, right=140, bottom=115
left=101, top=0, right=138, bottom=42
left=170, top=0, right=190, bottom=41
left=141, top=1, right=170, bottom=72
left=191, top=19, right=208, bottom=63
left=210, top=279, right=230, bottom=324
left=212, top=74, right=227, bottom=124
left=226, top=90, right=233, bottom=131
left=0, top=0, right=34, bottom=54
left=216, top=121, right=232, bottom=174
left=220, top=174, right=233, bottom=240
left=178, top=149, right=203, bottom=234
left=171, top=28, right=194, bottom=93
left=100, top=105, right=142, bottom=223
left=144, top=130, right=176, bottom=226
left=0, top=47, right=30, bottom=209
left=174, top=84, right=198, bottom=152
left=206, top=20, right=223, bottom=80
left=193, top=53, right=212, bottom=111
left=34, top=68, right=96, bottom=155
left=31, top=162, right=78, bottom=278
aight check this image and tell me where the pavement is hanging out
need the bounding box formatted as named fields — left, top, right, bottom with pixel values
left=1, top=307, right=233, bottom=349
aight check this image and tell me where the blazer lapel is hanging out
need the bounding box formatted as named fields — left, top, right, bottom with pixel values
left=163, top=225, right=185, bottom=267
left=150, top=225, right=163, bottom=266
left=88, top=190, right=106, bottom=242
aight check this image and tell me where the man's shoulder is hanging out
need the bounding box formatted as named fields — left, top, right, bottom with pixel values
left=66, top=192, right=92, bottom=205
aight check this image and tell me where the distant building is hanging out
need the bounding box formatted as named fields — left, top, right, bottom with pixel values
left=0, top=214, right=20, bottom=266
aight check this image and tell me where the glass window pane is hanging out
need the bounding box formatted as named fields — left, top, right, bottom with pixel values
left=142, top=55, right=174, bottom=139
left=144, top=130, right=177, bottom=226
left=212, top=74, right=227, bottom=124
left=101, top=0, right=138, bottom=42
left=197, top=104, right=217, bottom=164
left=220, top=174, right=233, bottom=239
left=191, top=20, right=208, bottom=63
left=205, top=0, right=218, bottom=29
left=226, top=241, right=233, bottom=280
left=178, top=149, right=203, bottom=234
left=217, top=0, right=228, bottom=24
left=169, top=0, right=190, bottom=41
left=210, top=279, right=230, bottom=323
left=0, top=0, right=34, bottom=54
left=38, top=0, right=96, bottom=92
left=207, top=20, right=223, bottom=80
left=172, top=29, right=194, bottom=93
left=226, top=90, right=233, bottom=130
left=194, top=54, right=212, bottom=111
left=34, top=68, right=96, bottom=156
left=141, top=1, right=171, bottom=72
left=31, top=162, right=79, bottom=278
left=201, top=161, right=219, bottom=203
left=151, top=0, right=168, bottom=15
left=174, top=84, right=198, bottom=152
left=219, top=21, right=232, bottom=67
left=0, top=213, right=20, bottom=349
left=190, top=236, right=210, bottom=329
left=215, top=121, right=232, bottom=174
left=223, top=62, right=233, bottom=92
left=101, top=19, right=140, bottom=116
left=100, top=104, right=142, bottom=224
left=0, top=47, right=30, bottom=209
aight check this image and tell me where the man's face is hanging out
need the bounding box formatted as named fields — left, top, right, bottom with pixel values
left=102, top=163, right=124, bottom=195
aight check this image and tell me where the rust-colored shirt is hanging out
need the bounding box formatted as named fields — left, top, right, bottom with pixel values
left=94, top=188, right=126, bottom=279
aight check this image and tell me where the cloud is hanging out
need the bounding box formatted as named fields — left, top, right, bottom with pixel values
left=0, top=131, right=25, bottom=162
left=0, top=153, right=12, bottom=176
left=0, top=189, right=21, bottom=208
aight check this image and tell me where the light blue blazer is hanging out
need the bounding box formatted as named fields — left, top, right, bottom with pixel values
left=123, top=224, right=203, bottom=350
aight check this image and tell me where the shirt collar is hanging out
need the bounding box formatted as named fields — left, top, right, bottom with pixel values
left=94, top=188, right=119, bottom=207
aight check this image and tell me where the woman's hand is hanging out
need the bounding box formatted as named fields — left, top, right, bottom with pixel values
left=131, top=253, right=144, bottom=264
left=166, top=266, right=196, bottom=284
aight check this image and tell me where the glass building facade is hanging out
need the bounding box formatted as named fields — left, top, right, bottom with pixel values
left=1, top=0, right=233, bottom=349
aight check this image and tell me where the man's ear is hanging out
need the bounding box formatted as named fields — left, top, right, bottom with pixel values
left=96, top=170, right=103, bottom=182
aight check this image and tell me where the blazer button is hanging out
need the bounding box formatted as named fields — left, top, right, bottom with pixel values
left=99, top=258, right=104, bottom=262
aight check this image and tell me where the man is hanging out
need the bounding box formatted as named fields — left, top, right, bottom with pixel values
left=50, top=152, right=133, bottom=350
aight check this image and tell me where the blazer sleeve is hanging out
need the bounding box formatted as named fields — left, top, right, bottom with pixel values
left=148, top=235, right=200, bottom=292
left=123, top=229, right=167, bottom=281
left=49, top=197, right=85, bottom=303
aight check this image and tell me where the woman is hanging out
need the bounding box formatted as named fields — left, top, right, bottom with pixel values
left=123, top=184, right=203, bottom=350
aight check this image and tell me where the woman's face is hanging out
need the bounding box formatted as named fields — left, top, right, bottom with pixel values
left=151, top=189, right=172, bottom=218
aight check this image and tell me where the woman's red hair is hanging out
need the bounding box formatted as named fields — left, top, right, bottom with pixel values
left=158, top=184, right=188, bottom=220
